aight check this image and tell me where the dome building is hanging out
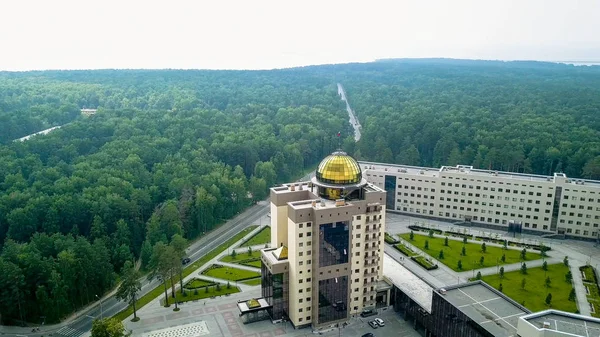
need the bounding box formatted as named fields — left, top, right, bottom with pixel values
left=313, top=151, right=367, bottom=200
left=254, top=151, right=390, bottom=330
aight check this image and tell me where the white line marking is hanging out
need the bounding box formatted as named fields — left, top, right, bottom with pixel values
left=458, top=296, right=501, bottom=308
left=457, top=288, right=518, bottom=330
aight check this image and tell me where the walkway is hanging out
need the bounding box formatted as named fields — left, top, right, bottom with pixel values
left=127, top=225, right=265, bottom=314
left=385, top=212, right=599, bottom=316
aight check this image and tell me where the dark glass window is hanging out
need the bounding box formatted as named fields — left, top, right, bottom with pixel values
left=261, top=263, right=288, bottom=320
left=385, top=175, right=396, bottom=209
left=319, top=222, right=349, bottom=267
left=317, top=276, right=348, bottom=324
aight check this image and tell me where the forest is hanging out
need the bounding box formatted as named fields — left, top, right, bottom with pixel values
left=340, top=60, right=600, bottom=178
left=1, top=60, right=600, bottom=324
left=0, top=69, right=350, bottom=324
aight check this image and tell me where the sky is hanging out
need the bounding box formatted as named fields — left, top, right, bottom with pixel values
left=1, top=0, right=599, bottom=71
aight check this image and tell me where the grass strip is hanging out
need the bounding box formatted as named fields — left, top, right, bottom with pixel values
left=112, top=225, right=257, bottom=321
left=168, top=284, right=241, bottom=304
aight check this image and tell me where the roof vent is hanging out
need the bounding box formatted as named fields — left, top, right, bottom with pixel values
left=419, top=170, right=424, bottom=175
left=290, top=184, right=295, bottom=191
left=439, top=288, right=447, bottom=295
left=542, top=321, right=551, bottom=329
left=311, top=200, right=317, bottom=207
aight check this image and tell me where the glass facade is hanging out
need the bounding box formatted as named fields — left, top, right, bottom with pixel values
left=318, top=221, right=349, bottom=267
left=384, top=175, right=396, bottom=210
left=317, top=276, right=348, bottom=324
left=261, top=263, right=288, bottom=320
left=316, top=152, right=362, bottom=185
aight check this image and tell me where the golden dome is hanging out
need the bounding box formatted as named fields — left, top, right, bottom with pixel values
left=315, top=151, right=362, bottom=185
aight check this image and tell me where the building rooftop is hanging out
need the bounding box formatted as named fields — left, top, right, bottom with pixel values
left=383, top=254, right=433, bottom=312
left=518, top=310, right=600, bottom=337
left=360, top=161, right=600, bottom=188
left=437, top=281, right=530, bottom=337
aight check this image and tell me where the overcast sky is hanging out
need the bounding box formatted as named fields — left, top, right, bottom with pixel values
left=1, top=0, right=599, bottom=70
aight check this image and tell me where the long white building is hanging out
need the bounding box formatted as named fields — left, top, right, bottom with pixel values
left=360, top=162, right=600, bottom=241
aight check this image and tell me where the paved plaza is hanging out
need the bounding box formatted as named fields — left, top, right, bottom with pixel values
left=385, top=212, right=600, bottom=316
left=124, top=288, right=420, bottom=337
left=121, top=212, right=599, bottom=337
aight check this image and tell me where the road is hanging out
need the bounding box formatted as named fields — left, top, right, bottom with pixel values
left=0, top=172, right=314, bottom=337
left=337, top=83, right=361, bottom=142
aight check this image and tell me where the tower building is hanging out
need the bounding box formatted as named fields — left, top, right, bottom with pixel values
left=260, top=151, right=387, bottom=329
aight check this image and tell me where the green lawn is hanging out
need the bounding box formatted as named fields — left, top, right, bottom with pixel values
left=221, top=250, right=262, bottom=262
left=580, top=266, right=600, bottom=318
left=241, top=226, right=271, bottom=247
left=183, top=278, right=215, bottom=289
left=399, top=233, right=542, bottom=272
left=112, top=225, right=258, bottom=321
left=220, top=250, right=262, bottom=269
left=167, top=284, right=241, bottom=305
left=202, top=264, right=261, bottom=281
left=480, top=263, right=577, bottom=313
left=241, top=278, right=262, bottom=286
left=241, top=260, right=262, bottom=268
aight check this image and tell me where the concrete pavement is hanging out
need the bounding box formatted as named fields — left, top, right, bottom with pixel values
left=385, top=212, right=599, bottom=317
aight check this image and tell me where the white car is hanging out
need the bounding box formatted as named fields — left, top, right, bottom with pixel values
left=374, top=318, right=385, bottom=327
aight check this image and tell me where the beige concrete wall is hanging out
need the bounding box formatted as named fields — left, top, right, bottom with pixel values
left=271, top=203, right=289, bottom=248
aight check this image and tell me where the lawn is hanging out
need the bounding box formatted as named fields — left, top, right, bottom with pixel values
left=580, top=266, right=600, bottom=318
left=112, top=225, right=258, bottom=321
left=183, top=278, right=215, bottom=289
left=241, top=226, right=271, bottom=247
left=167, top=284, right=241, bottom=305
left=241, top=278, right=262, bottom=286
left=220, top=250, right=262, bottom=269
left=202, top=264, right=261, bottom=282
left=221, top=250, right=262, bottom=263
left=480, top=263, right=577, bottom=313
left=399, top=233, right=543, bottom=272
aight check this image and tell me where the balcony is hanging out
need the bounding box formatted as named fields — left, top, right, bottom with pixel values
left=365, top=235, right=381, bottom=244
left=363, top=271, right=377, bottom=278
left=366, top=205, right=382, bottom=214
left=364, top=245, right=379, bottom=253
left=365, top=226, right=380, bottom=234
left=364, top=299, right=376, bottom=307
left=364, top=261, right=378, bottom=268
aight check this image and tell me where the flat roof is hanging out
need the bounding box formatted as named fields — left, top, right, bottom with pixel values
left=520, top=310, right=600, bottom=336
left=360, top=161, right=600, bottom=188
left=383, top=254, right=433, bottom=312
left=237, top=298, right=271, bottom=313
left=438, top=282, right=530, bottom=337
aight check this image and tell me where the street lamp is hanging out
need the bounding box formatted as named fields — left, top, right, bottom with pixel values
left=95, top=295, right=103, bottom=319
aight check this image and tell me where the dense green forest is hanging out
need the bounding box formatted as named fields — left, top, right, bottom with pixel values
left=0, top=70, right=350, bottom=324
left=341, top=60, right=600, bottom=178
left=1, top=60, right=600, bottom=324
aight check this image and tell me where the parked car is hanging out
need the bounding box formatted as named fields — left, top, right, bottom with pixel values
left=374, top=318, right=385, bottom=327
left=361, top=333, right=374, bottom=337
left=360, top=309, right=377, bottom=318
left=368, top=320, right=378, bottom=329
left=181, top=257, right=191, bottom=265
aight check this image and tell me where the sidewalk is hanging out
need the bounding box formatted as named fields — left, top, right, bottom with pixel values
left=387, top=212, right=600, bottom=317
left=125, top=224, right=265, bottom=318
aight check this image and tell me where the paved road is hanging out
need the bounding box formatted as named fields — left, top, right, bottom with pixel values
left=0, top=172, right=314, bottom=337
left=337, top=83, right=361, bottom=142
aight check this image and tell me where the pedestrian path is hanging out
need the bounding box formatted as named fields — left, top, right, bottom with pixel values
left=56, top=326, right=86, bottom=337
left=130, top=225, right=265, bottom=316
left=386, top=212, right=600, bottom=317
